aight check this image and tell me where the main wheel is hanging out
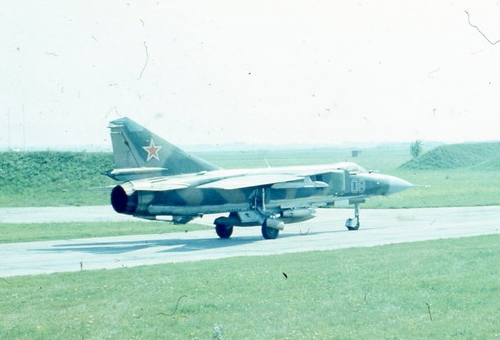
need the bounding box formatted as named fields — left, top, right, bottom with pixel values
left=261, top=224, right=279, bottom=239
left=215, top=224, right=233, bottom=238
left=345, top=218, right=360, bottom=231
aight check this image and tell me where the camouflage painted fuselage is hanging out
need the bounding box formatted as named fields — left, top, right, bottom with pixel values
left=105, top=117, right=412, bottom=238
left=111, top=163, right=403, bottom=224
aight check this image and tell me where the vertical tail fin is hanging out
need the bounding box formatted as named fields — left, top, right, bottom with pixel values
left=105, top=117, right=221, bottom=180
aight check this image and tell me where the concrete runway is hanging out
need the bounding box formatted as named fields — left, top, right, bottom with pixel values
left=0, top=205, right=138, bottom=224
left=1, top=206, right=500, bottom=278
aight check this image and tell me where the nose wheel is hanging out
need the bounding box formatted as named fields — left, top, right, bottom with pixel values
left=345, top=203, right=360, bottom=231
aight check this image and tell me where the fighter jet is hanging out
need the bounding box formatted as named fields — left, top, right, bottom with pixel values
left=104, top=117, right=412, bottom=239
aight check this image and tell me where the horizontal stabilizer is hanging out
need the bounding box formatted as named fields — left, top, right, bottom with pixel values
left=103, top=167, right=170, bottom=181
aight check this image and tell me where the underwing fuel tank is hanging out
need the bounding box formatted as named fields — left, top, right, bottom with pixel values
left=282, top=208, right=314, bottom=218
left=281, top=208, right=316, bottom=223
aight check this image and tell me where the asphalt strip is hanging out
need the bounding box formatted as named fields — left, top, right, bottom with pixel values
left=0, top=206, right=499, bottom=277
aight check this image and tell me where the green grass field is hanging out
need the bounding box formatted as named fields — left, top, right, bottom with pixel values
left=2, top=235, right=500, bottom=339
left=0, top=221, right=211, bottom=244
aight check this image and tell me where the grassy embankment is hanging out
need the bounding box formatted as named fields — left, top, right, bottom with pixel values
left=0, top=151, right=115, bottom=207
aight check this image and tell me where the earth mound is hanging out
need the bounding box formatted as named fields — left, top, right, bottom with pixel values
left=400, top=142, right=500, bottom=170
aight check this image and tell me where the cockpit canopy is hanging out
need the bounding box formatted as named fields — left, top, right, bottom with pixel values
left=335, top=162, right=368, bottom=173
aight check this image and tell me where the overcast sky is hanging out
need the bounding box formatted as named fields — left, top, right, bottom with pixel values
left=2, top=0, right=499, bottom=150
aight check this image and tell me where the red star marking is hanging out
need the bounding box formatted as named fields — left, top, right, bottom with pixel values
left=142, top=139, right=162, bottom=162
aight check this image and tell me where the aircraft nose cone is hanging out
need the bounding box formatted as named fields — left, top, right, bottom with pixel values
left=386, top=175, right=413, bottom=195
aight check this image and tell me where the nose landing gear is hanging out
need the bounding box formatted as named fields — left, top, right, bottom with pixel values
left=345, top=202, right=360, bottom=231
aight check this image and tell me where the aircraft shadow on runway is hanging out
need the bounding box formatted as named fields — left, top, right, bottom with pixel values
left=30, top=229, right=350, bottom=255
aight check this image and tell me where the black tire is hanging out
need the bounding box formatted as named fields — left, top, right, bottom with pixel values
left=345, top=218, right=360, bottom=231
left=261, top=225, right=279, bottom=239
left=215, top=224, right=233, bottom=238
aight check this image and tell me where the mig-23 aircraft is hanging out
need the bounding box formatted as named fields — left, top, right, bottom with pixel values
left=104, top=117, right=412, bottom=239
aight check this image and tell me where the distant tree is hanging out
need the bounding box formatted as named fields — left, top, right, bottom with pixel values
left=410, top=140, right=423, bottom=159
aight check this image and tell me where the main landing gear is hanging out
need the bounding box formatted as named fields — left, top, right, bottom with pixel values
left=261, top=218, right=284, bottom=239
left=215, top=188, right=285, bottom=239
left=214, top=200, right=364, bottom=239
left=215, top=218, right=282, bottom=239
left=215, top=223, right=233, bottom=238
left=345, top=202, right=360, bottom=231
